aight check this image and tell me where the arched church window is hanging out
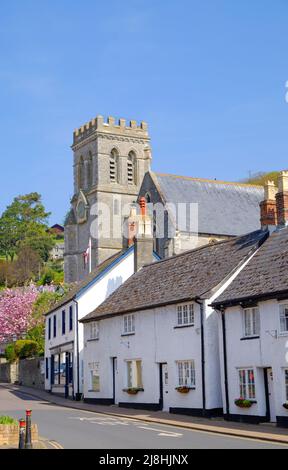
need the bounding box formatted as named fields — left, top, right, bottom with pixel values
left=110, top=149, right=119, bottom=183
left=145, top=193, right=151, bottom=203
left=87, top=151, right=93, bottom=188
left=78, top=156, right=85, bottom=190
left=113, top=198, right=120, bottom=216
left=127, top=151, right=137, bottom=185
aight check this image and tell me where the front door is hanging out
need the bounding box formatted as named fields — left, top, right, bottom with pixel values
left=161, top=363, right=169, bottom=412
left=267, top=368, right=276, bottom=422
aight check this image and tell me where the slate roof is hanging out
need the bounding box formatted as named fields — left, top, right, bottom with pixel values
left=81, top=230, right=267, bottom=323
left=213, top=227, right=288, bottom=307
left=44, top=249, right=128, bottom=316
left=152, top=172, right=264, bottom=236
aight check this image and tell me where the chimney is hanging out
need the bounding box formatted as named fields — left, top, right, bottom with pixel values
left=276, top=171, right=288, bottom=226
left=260, top=180, right=277, bottom=229
left=134, top=197, right=154, bottom=272
left=127, top=205, right=137, bottom=247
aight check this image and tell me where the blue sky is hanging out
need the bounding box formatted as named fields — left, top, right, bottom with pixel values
left=0, top=0, right=288, bottom=224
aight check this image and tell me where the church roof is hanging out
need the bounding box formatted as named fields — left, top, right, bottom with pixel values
left=150, top=172, right=264, bottom=236
left=81, top=229, right=267, bottom=323
left=213, top=227, right=288, bottom=307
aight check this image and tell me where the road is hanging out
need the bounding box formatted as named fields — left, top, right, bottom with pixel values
left=0, top=386, right=287, bottom=449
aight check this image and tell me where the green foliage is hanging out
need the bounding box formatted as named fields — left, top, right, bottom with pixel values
left=31, top=291, right=61, bottom=320
left=4, top=343, right=17, bottom=363
left=0, top=192, right=53, bottom=262
left=38, top=267, right=64, bottom=286
left=5, top=340, right=40, bottom=362
left=0, top=416, right=18, bottom=425
left=243, top=171, right=280, bottom=187
left=26, top=325, right=45, bottom=356
left=14, top=340, right=39, bottom=359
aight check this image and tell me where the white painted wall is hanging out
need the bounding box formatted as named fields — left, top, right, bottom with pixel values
left=83, top=300, right=223, bottom=412
left=45, top=249, right=135, bottom=395
left=219, top=299, right=288, bottom=421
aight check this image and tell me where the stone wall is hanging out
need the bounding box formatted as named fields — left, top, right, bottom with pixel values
left=0, top=424, right=38, bottom=447
left=18, top=358, right=45, bottom=389
left=0, top=362, right=18, bottom=384
left=0, top=358, right=45, bottom=389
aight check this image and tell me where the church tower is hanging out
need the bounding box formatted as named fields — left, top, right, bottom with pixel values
left=64, top=115, right=152, bottom=283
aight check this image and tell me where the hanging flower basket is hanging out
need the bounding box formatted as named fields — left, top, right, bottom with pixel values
left=123, top=388, right=143, bottom=395
left=283, top=403, right=288, bottom=410
left=234, top=398, right=254, bottom=409
left=175, top=386, right=191, bottom=394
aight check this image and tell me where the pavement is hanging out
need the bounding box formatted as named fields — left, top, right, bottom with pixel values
left=0, top=383, right=288, bottom=449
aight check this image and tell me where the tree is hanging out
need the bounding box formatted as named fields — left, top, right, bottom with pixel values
left=9, top=246, right=42, bottom=286
left=0, top=193, right=53, bottom=261
left=0, top=286, right=39, bottom=342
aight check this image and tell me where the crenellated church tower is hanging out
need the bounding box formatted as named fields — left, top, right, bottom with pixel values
left=64, top=115, right=152, bottom=283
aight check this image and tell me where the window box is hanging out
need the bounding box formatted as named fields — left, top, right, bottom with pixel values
left=123, top=388, right=144, bottom=395
left=283, top=403, right=288, bottom=410
left=234, top=398, right=256, bottom=409
left=175, top=386, right=194, bottom=394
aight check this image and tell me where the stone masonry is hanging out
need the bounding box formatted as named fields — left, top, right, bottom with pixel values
left=64, top=116, right=152, bottom=283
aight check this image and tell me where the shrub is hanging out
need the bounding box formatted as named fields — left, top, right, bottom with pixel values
left=14, top=340, right=39, bottom=359
left=0, top=416, right=18, bottom=425
left=5, top=343, right=17, bottom=363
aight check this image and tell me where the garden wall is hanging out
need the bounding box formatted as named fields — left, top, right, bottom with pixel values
left=0, top=358, right=44, bottom=389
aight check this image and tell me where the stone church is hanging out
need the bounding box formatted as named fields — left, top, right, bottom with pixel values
left=64, top=115, right=264, bottom=283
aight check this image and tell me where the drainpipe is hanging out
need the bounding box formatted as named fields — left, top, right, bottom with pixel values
left=73, top=299, right=81, bottom=401
left=220, top=308, right=230, bottom=417
left=195, top=298, right=206, bottom=416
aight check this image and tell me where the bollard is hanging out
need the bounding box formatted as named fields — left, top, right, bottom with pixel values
left=25, top=409, right=32, bottom=449
left=18, top=419, right=26, bottom=449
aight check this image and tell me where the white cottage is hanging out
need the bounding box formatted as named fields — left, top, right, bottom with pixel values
left=212, top=226, right=288, bottom=428
left=44, top=244, right=159, bottom=400
left=81, top=230, right=267, bottom=416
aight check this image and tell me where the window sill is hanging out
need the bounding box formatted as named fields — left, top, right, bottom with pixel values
left=174, top=324, right=195, bottom=330
left=121, top=332, right=135, bottom=337
left=278, top=332, right=288, bottom=337
left=240, top=336, right=260, bottom=341
left=87, top=338, right=99, bottom=342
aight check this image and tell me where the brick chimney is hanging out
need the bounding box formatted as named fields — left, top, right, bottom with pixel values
left=276, top=171, right=288, bottom=226
left=260, top=180, right=277, bottom=229
left=134, top=197, right=154, bottom=272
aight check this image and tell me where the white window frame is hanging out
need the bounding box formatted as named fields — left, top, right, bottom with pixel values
left=243, top=308, right=260, bottom=338
left=279, top=304, right=288, bottom=334
left=177, top=304, right=194, bottom=327
left=126, top=360, right=143, bottom=389
left=90, top=322, right=99, bottom=340
left=176, top=360, right=196, bottom=388
left=90, top=370, right=100, bottom=392
left=123, top=314, right=135, bottom=335
left=238, top=368, right=256, bottom=400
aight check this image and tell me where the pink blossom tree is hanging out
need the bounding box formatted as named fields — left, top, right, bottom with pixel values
left=0, top=286, right=39, bottom=342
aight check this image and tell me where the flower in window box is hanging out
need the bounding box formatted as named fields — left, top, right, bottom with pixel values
left=175, top=386, right=191, bottom=394
left=283, top=402, right=288, bottom=410
left=123, top=388, right=143, bottom=395
left=234, top=398, right=254, bottom=408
